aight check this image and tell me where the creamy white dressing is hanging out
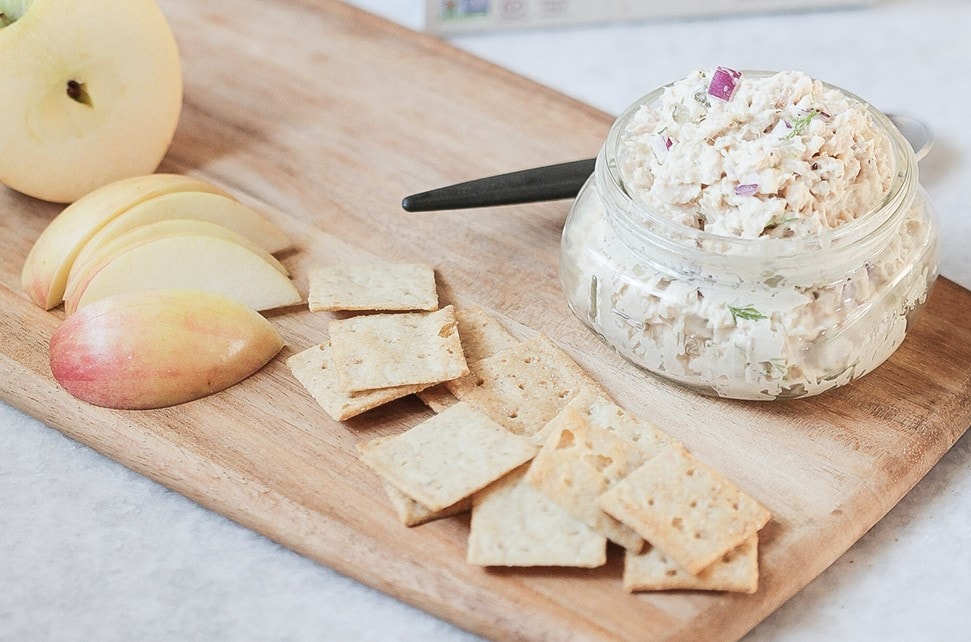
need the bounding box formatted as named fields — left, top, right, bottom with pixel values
left=560, top=69, right=938, bottom=400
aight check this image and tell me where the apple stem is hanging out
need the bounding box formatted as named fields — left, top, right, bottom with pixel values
left=67, top=80, right=94, bottom=108
left=0, top=0, right=32, bottom=27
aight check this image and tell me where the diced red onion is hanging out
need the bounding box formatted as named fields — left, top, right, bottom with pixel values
left=649, top=134, right=669, bottom=158
left=664, top=136, right=673, bottom=150
left=735, top=183, right=759, bottom=196
left=708, top=66, right=742, bottom=102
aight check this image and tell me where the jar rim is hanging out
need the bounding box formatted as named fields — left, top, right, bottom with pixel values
left=598, top=70, right=918, bottom=258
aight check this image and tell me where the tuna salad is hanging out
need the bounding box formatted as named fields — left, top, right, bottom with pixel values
left=620, top=69, right=895, bottom=239
left=560, top=68, right=938, bottom=400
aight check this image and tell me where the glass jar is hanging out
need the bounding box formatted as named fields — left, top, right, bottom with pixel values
left=560, top=77, right=939, bottom=401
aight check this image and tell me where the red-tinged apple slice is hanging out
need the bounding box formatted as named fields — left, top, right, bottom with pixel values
left=63, top=219, right=290, bottom=304
left=70, top=192, right=294, bottom=276
left=21, top=173, right=232, bottom=310
left=50, top=289, right=285, bottom=409
left=0, top=0, right=183, bottom=203
left=66, top=233, right=303, bottom=315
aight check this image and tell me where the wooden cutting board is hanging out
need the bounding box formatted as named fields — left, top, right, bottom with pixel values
left=2, top=1, right=969, bottom=639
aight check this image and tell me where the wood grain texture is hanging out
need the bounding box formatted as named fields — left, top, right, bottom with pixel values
left=1, top=2, right=969, bottom=640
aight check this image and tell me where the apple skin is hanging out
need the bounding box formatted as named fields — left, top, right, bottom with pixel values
left=21, top=173, right=230, bottom=310
left=50, top=289, right=285, bottom=409
left=0, top=0, right=183, bottom=203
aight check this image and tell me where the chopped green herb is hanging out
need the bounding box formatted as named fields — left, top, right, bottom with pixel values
left=728, top=304, right=767, bottom=322
left=588, top=275, right=599, bottom=322
left=611, top=307, right=645, bottom=330
left=786, top=108, right=820, bottom=139
left=764, top=216, right=799, bottom=231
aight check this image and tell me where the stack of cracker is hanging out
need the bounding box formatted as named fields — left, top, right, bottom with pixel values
left=288, top=263, right=771, bottom=593
left=288, top=263, right=468, bottom=420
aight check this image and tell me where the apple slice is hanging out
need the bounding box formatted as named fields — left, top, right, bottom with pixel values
left=66, top=233, right=303, bottom=314
left=0, top=0, right=183, bottom=203
left=21, top=173, right=231, bottom=310
left=63, top=218, right=290, bottom=304
left=71, top=191, right=294, bottom=276
left=50, top=289, right=285, bottom=409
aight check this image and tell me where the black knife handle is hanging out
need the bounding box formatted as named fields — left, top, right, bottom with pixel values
left=401, top=158, right=596, bottom=212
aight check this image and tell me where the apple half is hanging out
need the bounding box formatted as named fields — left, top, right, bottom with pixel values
left=0, top=0, right=183, bottom=203
left=50, top=289, right=285, bottom=409
left=65, top=233, right=303, bottom=314
left=21, top=173, right=230, bottom=310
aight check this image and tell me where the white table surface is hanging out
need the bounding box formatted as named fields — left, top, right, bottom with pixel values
left=2, top=1, right=970, bottom=640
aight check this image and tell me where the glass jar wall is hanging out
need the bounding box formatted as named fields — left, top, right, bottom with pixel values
left=560, top=74, right=939, bottom=400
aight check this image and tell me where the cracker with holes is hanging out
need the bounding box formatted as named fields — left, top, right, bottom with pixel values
left=468, top=464, right=607, bottom=568
left=418, top=305, right=519, bottom=413
left=358, top=401, right=536, bottom=512
left=526, top=403, right=646, bottom=552
left=445, top=335, right=599, bottom=437
left=287, top=343, right=429, bottom=421
left=596, top=444, right=771, bottom=575
left=623, top=535, right=759, bottom=593
left=308, top=263, right=438, bottom=312
left=356, top=436, right=472, bottom=526
left=573, top=388, right=673, bottom=454
left=329, top=305, right=468, bottom=393
left=414, top=385, right=459, bottom=413
left=453, top=305, right=520, bottom=361
left=529, top=386, right=676, bottom=449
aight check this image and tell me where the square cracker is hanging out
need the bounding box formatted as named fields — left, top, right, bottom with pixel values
left=623, top=535, right=759, bottom=593
left=358, top=401, right=536, bottom=512
left=468, top=465, right=607, bottom=568
left=308, top=263, right=438, bottom=312
left=379, top=479, right=472, bottom=527
left=415, top=384, right=459, bottom=413
left=356, top=437, right=471, bottom=526
left=531, top=387, right=675, bottom=453
left=525, top=404, right=646, bottom=552
left=329, top=305, right=468, bottom=393
left=453, top=305, right=519, bottom=362
left=417, top=305, right=518, bottom=413
left=596, top=444, right=771, bottom=575
left=446, top=335, right=599, bottom=437
left=287, top=343, right=427, bottom=421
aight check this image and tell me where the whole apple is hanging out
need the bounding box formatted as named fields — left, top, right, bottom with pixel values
left=0, top=0, right=183, bottom=203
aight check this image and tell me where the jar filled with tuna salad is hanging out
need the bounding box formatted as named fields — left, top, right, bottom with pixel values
left=560, top=68, right=938, bottom=400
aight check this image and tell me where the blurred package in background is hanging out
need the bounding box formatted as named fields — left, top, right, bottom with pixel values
left=426, top=0, right=876, bottom=33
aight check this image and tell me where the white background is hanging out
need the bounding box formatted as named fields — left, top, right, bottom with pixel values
left=2, top=1, right=970, bottom=640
